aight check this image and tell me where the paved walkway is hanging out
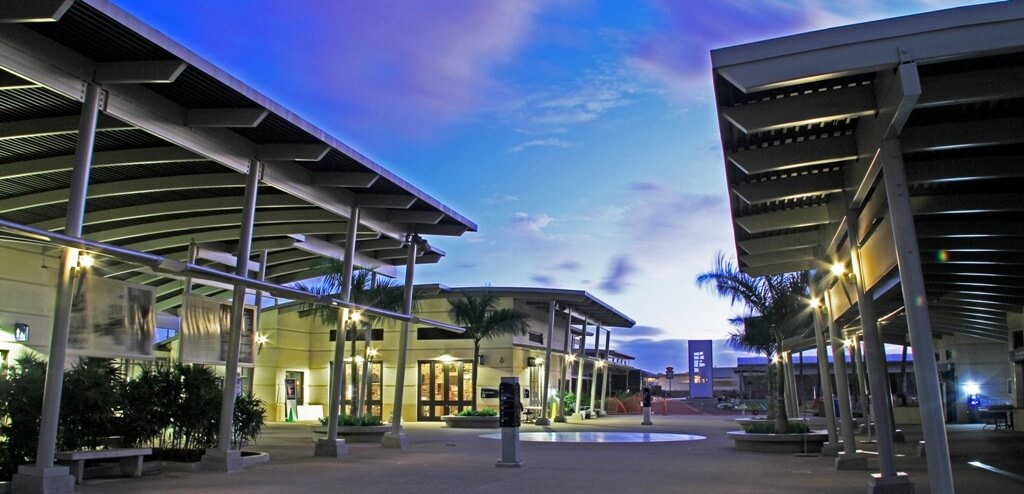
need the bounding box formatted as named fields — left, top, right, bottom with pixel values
left=75, top=414, right=1023, bottom=493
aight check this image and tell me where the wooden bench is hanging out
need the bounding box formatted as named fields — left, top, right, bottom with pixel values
left=55, top=448, right=152, bottom=484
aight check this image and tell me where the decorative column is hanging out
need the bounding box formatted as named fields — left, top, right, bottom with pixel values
left=316, top=204, right=360, bottom=457
left=16, top=83, right=102, bottom=492
left=851, top=334, right=872, bottom=435
left=382, top=235, right=417, bottom=449
left=881, top=139, right=954, bottom=494
left=535, top=300, right=557, bottom=426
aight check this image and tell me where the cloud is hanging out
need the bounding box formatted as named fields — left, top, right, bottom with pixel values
left=614, top=337, right=762, bottom=372
left=599, top=255, right=636, bottom=294
left=508, top=138, right=571, bottom=153
left=556, top=260, right=581, bottom=271
left=530, top=274, right=555, bottom=286
left=621, top=325, right=665, bottom=338
left=509, top=212, right=554, bottom=234
left=484, top=194, right=520, bottom=204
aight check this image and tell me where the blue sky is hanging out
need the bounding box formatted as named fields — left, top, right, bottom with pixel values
left=113, top=0, right=989, bottom=372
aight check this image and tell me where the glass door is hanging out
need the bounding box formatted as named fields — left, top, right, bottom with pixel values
left=417, top=360, right=473, bottom=420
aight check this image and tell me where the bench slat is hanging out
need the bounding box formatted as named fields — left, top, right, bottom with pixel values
left=56, top=448, right=152, bottom=461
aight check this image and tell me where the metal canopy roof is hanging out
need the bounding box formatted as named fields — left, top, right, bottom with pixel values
left=712, top=1, right=1024, bottom=343
left=0, top=0, right=476, bottom=311
left=429, top=285, right=636, bottom=329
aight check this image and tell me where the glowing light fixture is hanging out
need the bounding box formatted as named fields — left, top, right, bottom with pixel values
left=565, top=354, right=577, bottom=363
left=963, top=381, right=980, bottom=395
left=596, top=360, right=606, bottom=368
left=78, top=253, right=95, bottom=268
left=438, top=353, right=456, bottom=363
left=350, top=311, right=362, bottom=322
left=809, top=298, right=821, bottom=309
left=366, top=346, right=378, bottom=358
left=256, top=333, right=269, bottom=345
left=830, top=263, right=845, bottom=277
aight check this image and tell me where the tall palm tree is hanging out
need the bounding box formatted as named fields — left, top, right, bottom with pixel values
left=296, top=260, right=406, bottom=416
left=447, top=290, right=529, bottom=411
left=697, top=253, right=808, bottom=433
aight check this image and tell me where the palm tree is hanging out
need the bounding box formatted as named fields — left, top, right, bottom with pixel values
left=697, top=253, right=808, bottom=433
left=447, top=290, right=529, bottom=411
left=296, top=260, right=406, bottom=416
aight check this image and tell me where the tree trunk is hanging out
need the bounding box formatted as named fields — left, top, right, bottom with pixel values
left=471, top=340, right=480, bottom=411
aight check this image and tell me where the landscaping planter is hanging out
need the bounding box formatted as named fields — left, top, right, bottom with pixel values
left=313, top=425, right=392, bottom=443
left=442, top=415, right=500, bottom=428
left=727, top=430, right=828, bottom=453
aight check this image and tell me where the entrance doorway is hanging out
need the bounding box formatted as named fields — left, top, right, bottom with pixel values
left=285, top=370, right=304, bottom=405
left=417, top=360, right=473, bottom=421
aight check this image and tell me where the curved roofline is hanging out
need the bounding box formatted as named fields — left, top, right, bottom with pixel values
left=84, top=0, right=476, bottom=232
left=439, top=285, right=636, bottom=329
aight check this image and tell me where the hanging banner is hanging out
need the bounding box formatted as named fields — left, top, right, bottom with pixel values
left=67, top=275, right=156, bottom=359
left=179, top=293, right=256, bottom=366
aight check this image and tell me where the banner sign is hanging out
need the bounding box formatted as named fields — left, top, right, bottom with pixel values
left=67, top=275, right=156, bottom=359
left=689, top=340, right=713, bottom=398
left=179, top=293, right=256, bottom=366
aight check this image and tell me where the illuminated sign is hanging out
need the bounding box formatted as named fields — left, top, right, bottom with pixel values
left=688, top=340, right=713, bottom=398
left=14, top=323, right=29, bottom=342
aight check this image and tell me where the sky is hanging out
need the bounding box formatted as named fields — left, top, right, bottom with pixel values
left=113, top=0, right=991, bottom=372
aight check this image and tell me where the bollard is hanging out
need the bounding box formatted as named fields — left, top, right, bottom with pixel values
left=496, top=377, right=525, bottom=468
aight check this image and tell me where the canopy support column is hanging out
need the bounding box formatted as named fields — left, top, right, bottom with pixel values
left=316, top=205, right=360, bottom=457
left=600, top=329, right=611, bottom=416
left=881, top=139, right=954, bottom=494
left=573, top=317, right=588, bottom=418
left=588, top=326, right=601, bottom=415
left=846, top=207, right=909, bottom=490
left=15, top=82, right=103, bottom=493
left=824, top=290, right=867, bottom=469
left=535, top=300, right=557, bottom=426
left=382, top=235, right=418, bottom=449
left=555, top=311, right=571, bottom=422
left=811, top=281, right=840, bottom=455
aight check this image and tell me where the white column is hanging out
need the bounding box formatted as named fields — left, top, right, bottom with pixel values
left=555, top=310, right=571, bottom=422
left=535, top=300, right=556, bottom=426
left=600, top=329, right=611, bottom=414
left=588, top=326, right=601, bottom=414
left=317, top=204, right=359, bottom=456
left=811, top=285, right=839, bottom=449
left=824, top=290, right=865, bottom=467
left=382, top=235, right=417, bottom=449
left=29, top=82, right=102, bottom=475
left=846, top=207, right=902, bottom=483
left=881, top=139, right=954, bottom=494
left=574, top=317, right=588, bottom=417
left=215, top=160, right=262, bottom=453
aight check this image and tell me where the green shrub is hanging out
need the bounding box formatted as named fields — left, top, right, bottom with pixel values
left=318, top=414, right=384, bottom=426
left=232, top=392, right=267, bottom=447
left=0, top=354, right=46, bottom=481
left=170, top=364, right=221, bottom=450
left=562, top=392, right=576, bottom=414
left=59, top=358, right=122, bottom=451
left=121, top=366, right=178, bottom=448
left=740, top=420, right=810, bottom=434
left=456, top=408, right=497, bottom=417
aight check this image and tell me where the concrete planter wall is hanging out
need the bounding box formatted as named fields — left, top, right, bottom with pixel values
left=442, top=415, right=500, bottom=428
left=727, top=431, right=828, bottom=453
left=313, top=425, right=393, bottom=442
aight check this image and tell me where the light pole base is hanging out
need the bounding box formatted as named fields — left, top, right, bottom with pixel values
left=313, top=438, right=348, bottom=458
left=868, top=472, right=913, bottom=494
left=381, top=431, right=409, bottom=449
left=641, top=406, right=653, bottom=425
left=534, top=417, right=551, bottom=426
left=12, top=465, right=75, bottom=494
left=200, top=449, right=246, bottom=472
left=554, top=415, right=567, bottom=423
